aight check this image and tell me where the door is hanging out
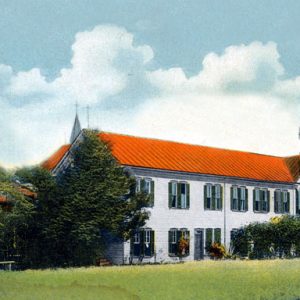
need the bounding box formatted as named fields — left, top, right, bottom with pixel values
left=194, top=228, right=204, bottom=260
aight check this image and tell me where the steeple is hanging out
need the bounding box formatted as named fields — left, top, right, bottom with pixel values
left=70, top=104, right=82, bottom=143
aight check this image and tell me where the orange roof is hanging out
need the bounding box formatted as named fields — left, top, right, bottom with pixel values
left=42, top=145, right=71, bottom=170
left=43, top=132, right=298, bottom=183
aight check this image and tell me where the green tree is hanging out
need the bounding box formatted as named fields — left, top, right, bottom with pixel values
left=0, top=182, right=34, bottom=266
left=54, top=130, right=150, bottom=266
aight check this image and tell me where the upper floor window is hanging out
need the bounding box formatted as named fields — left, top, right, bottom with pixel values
left=253, top=188, right=269, bottom=213
left=204, top=184, right=223, bottom=210
left=274, top=189, right=290, bottom=214
left=231, top=186, right=248, bottom=212
left=136, top=177, right=155, bottom=207
left=168, top=181, right=190, bottom=209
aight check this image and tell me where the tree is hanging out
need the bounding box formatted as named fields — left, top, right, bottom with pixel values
left=54, top=130, right=150, bottom=266
left=0, top=181, right=35, bottom=266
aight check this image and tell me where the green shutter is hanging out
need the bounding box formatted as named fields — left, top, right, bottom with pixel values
left=177, top=183, right=181, bottom=208
left=212, top=185, right=216, bottom=210
left=245, top=188, right=248, bottom=211
left=287, top=192, right=290, bottom=213
left=267, top=190, right=270, bottom=212
left=204, top=185, right=207, bottom=209
left=168, top=182, right=172, bottom=208
left=168, top=230, right=172, bottom=254
left=130, top=235, right=134, bottom=256
left=150, top=230, right=155, bottom=256
left=150, top=180, right=155, bottom=207
left=206, top=228, right=213, bottom=250
left=186, top=183, right=190, bottom=208
left=186, top=230, right=190, bottom=255
left=141, top=179, right=146, bottom=194
left=296, top=189, right=299, bottom=214
left=214, top=228, right=221, bottom=244
left=220, top=185, right=223, bottom=210
left=238, top=188, right=241, bottom=211
left=253, top=189, right=256, bottom=211
left=140, top=230, right=145, bottom=255
left=274, top=191, right=278, bottom=213
left=176, top=230, right=181, bottom=255
left=230, top=186, right=233, bottom=210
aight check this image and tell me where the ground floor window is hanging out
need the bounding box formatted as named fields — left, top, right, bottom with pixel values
left=205, top=228, right=221, bottom=253
left=168, top=228, right=190, bottom=257
left=130, top=229, right=155, bottom=257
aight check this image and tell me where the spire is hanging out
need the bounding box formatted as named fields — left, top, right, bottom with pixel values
left=70, top=104, right=82, bottom=143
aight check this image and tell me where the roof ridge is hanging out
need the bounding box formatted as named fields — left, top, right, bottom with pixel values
left=99, top=131, right=286, bottom=159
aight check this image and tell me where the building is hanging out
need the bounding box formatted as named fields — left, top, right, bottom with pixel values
left=42, top=117, right=300, bottom=264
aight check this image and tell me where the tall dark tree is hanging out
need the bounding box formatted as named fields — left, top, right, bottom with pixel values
left=55, top=130, right=150, bottom=266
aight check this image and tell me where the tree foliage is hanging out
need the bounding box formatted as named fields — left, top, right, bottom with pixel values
left=231, top=215, right=300, bottom=259
left=0, top=130, right=149, bottom=268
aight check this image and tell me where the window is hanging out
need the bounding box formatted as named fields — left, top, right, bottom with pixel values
left=205, top=228, right=221, bottom=253
left=204, top=184, right=223, bottom=210
left=253, top=188, right=269, bottom=213
left=131, top=229, right=155, bottom=257
left=168, top=228, right=190, bottom=256
left=134, top=232, right=140, bottom=244
left=136, top=177, right=155, bottom=206
left=168, top=181, right=190, bottom=209
left=274, top=189, right=290, bottom=214
left=215, top=185, right=222, bottom=210
left=231, top=186, right=248, bottom=212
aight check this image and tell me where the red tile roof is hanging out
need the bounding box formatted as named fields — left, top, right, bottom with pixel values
left=42, top=145, right=71, bottom=170
left=42, top=132, right=298, bottom=183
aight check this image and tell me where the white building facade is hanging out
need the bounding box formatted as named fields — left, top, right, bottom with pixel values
left=44, top=129, right=300, bottom=264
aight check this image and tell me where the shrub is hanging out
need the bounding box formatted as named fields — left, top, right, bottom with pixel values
left=208, top=243, right=226, bottom=259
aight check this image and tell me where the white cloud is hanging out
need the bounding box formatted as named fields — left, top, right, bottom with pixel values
left=148, top=41, right=285, bottom=94
left=1, top=27, right=300, bottom=168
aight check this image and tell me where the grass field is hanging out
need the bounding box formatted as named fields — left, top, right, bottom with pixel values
left=0, top=260, right=300, bottom=300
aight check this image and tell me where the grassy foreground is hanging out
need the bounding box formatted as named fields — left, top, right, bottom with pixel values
left=1, top=260, right=300, bottom=300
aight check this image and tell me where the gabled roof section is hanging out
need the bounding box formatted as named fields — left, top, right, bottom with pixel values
left=42, top=131, right=297, bottom=183
left=42, top=144, right=71, bottom=170
left=284, top=155, right=300, bottom=182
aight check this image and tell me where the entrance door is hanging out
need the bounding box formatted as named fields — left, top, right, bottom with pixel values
left=194, top=229, right=204, bottom=260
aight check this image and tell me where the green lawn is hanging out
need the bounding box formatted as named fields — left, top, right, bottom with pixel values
left=0, top=260, right=300, bottom=300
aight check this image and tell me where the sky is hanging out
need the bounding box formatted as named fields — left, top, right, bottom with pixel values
left=1, top=0, right=300, bottom=167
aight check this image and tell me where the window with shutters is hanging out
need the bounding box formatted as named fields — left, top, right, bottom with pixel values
left=130, top=228, right=155, bottom=257
left=168, top=181, right=190, bottom=209
left=134, top=232, right=140, bottom=244
left=231, top=185, right=248, bottom=212
left=168, top=228, right=190, bottom=257
left=204, top=183, right=223, bottom=211
left=253, top=188, right=270, bottom=213
left=274, top=189, right=290, bottom=214
left=135, top=177, right=155, bottom=207
left=205, top=228, right=221, bottom=253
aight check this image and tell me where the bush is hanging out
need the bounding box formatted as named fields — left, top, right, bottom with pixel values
left=208, top=243, right=226, bottom=259
left=232, top=216, right=300, bottom=259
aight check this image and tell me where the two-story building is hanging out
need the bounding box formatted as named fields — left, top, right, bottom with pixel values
left=42, top=116, right=300, bottom=264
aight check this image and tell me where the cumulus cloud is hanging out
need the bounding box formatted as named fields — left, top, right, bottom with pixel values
left=1, top=25, right=300, bottom=167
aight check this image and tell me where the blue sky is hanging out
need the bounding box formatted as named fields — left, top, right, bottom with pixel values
left=1, top=1, right=300, bottom=167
